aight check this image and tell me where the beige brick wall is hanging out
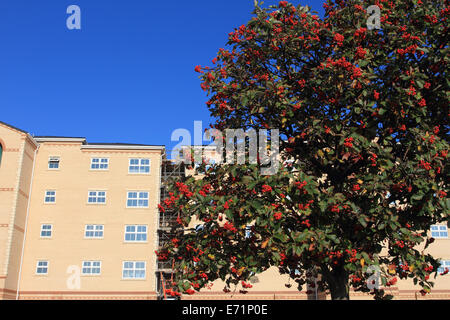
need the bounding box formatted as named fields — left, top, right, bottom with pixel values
left=0, top=123, right=37, bottom=299
left=17, top=140, right=163, bottom=299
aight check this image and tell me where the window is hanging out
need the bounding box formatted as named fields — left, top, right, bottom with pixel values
left=438, top=260, right=450, bottom=275
left=87, top=191, right=106, bottom=204
left=127, top=191, right=149, bottom=208
left=48, top=157, right=60, bottom=169
left=283, top=159, right=295, bottom=170
left=205, top=159, right=216, bottom=171
left=82, top=261, right=102, bottom=275
left=195, top=224, right=204, bottom=233
left=84, top=225, right=104, bottom=238
left=36, top=261, right=49, bottom=275
left=124, top=225, right=147, bottom=242
left=122, top=261, right=146, bottom=279
left=44, top=190, right=56, bottom=203
left=40, top=224, right=52, bottom=238
left=0, top=143, right=3, bottom=166
left=91, top=158, right=109, bottom=170
left=129, top=158, right=150, bottom=174
left=245, top=226, right=252, bottom=239
left=431, top=225, right=448, bottom=239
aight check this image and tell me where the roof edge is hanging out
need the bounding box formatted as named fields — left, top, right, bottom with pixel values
left=81, top=144, right=165, bottom=151
left=34, top=137, right=87, bottom=143
left=0, top=121, right=28, bottom=135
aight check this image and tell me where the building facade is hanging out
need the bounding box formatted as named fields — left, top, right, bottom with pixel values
left=0, top=121, right=164, bottom=299
left=0, top=121, right=449, bottom=300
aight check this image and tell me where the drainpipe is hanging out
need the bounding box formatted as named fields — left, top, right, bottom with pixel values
left=16, top=144, right=39, bottom=300
left=156, top=148, right=166, bottom=299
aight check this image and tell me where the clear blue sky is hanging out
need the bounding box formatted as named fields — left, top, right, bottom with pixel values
left=0, top=0, right=324, bottom=150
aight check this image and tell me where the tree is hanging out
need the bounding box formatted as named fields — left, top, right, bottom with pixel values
left=157, top=0, right=449, bottom=300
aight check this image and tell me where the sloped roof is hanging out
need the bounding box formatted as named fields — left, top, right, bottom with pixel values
left=0, top=120, right=28, bottom=134
left=1, top=121, right=165, bottom=150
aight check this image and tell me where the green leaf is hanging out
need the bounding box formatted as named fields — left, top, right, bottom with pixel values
left=359, top=216, right=368, bottom=228
left=412, top=193, right=423, bottom=201
left=319, top=200, right=328, bottom=212
left=359, top=60, right=370, bottom=67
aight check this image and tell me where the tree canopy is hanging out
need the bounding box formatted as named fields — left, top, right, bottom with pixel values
left=157, top=0, right=449, bottom=300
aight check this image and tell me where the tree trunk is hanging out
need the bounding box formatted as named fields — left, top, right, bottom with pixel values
left=329, top=276, right=349, bottom=300
left=323, top=265, right=350, bottom=300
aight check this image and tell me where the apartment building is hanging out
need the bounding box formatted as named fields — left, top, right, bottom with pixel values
left=0, top=121, right=164, bottom=299
left=0, top=121, right=449, bottom=300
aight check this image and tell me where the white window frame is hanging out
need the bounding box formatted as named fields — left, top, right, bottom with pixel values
left=36, top=260, right=49, bottom=275
left=128, top=158, right=150, bottom=174
left=44, top=190, right=56, bottom=203
left=87, top=190, right=107, bottom=204
left=40, top=224, right=53, bottom=238
left=48, top=157, right=60, bottom=170
left=124, top=225, right=148, bottom=242
left=122, top=261, right=146, bottom=280
left=84, top=224, right=104, bottom=239
left=126, top=191, right=149, bottom=208
left=90, top=158, right=109, bottom=170
left=81, top=261, right=102, bottom=275
left=431, top=225, right=448, bottom=239
left=438, top=260, right=450, bottom=275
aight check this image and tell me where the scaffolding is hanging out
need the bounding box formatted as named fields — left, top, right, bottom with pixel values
left=156, top=160, right=185, bottom=300
left=161, top=160, right=185, bottom=181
